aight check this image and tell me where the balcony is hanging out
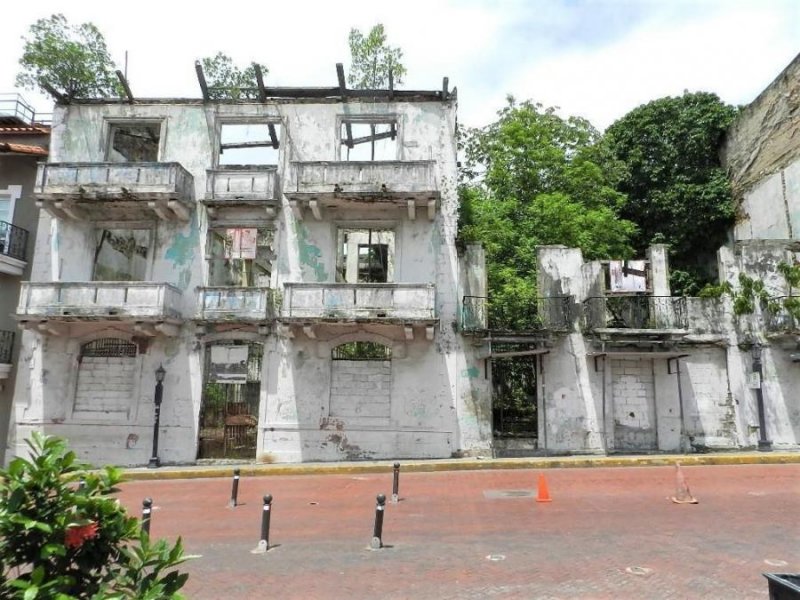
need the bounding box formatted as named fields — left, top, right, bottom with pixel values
left=0, top=221, right=29, bottom=276
left=0, top=93, right=51, bottom=126
left=461, top=296, right=573, bottom=334
left=204, top=167, right=279, bottom=217
left=16, top=282, right=183, bottom=336
left=196, top=287, right=275, bottom=322
left=34, top=162, right=194, bottom=222
left=281, top=283, right=437, bottom=339
left=764, top=296, right=800, bottom=335
left=583, top=296, right=688, bottom=332
left=285, top=161, right=439, bottom=220
left=0, top=330, right=13, bottom=379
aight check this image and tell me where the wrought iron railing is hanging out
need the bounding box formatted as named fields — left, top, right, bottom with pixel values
left=0, top=221, right=29, bottom=262
left=583, top=295, right=688, bottom=330
left=763, top=296, right=800, bottom=332
left=0, top=330, right=14, bottom=364
left=461, top=296, right=573, bottom=332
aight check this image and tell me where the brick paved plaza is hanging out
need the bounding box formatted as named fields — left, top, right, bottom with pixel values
left=116, top=464, right=799, bottom=599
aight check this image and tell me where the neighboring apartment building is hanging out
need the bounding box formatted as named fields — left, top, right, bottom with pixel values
left=0, top=94, right=49, bottom=465
left=7, top=76, right=492, bottom=466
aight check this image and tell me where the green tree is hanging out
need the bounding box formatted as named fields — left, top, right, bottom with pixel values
left=16, top=14, right=121, bottom=101
left=347, top=24, right=406, bottom=89
left=0, top=433, right=188, bottom=599
left=459, top=98, right=636, bottom=329
left=201, top=52, right=268, bottom=100
left=604, top=92, right=738, bottom=295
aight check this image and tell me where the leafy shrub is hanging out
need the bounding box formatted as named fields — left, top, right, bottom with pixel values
left=0, top=433, right=188, bottom=599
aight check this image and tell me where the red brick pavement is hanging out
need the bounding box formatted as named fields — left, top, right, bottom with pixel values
left=116, top=464, right=800, bottom=599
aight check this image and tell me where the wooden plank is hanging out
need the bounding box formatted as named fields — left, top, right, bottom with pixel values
left=268, top=123, right=279, bottom=149
left=195, top=61, right=210, bottom=102
left=115, top=70, right=134, bottom=104
left=254, top=64, right=267, bottom=102
left=389, top=71, right=394, bottom=100
left=349, top=130, right=395, bottom=146
left=336, top=63, right=348, bottom=98
left=442, top=77, right=449, bottom=100
left=220, top=141, right=274, bottom=150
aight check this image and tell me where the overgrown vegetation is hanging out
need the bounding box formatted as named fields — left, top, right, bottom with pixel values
left=0, top=433, right=188, bottom=599
left=347, top=24, right=406, bottom=89
left=16, top=14, right=121, bottom=101
left=200, top=52, right=268, bottom=100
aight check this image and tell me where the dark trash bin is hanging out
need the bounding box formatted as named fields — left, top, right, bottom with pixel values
left=764, top=574, right=800, bottom=600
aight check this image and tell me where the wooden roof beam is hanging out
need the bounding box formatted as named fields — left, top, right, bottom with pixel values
left=115, top=70, right=134, bottom=104
left=195, top=61, right=210, bottom=102
left=254, top=64, right=267, bottom=103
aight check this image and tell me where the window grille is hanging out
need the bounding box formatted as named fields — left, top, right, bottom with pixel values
left=332, top=341, right=392, bottom=361
left=80, top=338, right=137, bottom=358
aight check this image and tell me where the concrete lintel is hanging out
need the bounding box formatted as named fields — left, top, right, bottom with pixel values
left=427, top=199, right=436, bottom=221
left=407, top=199, right=416, bottom=220
left=309, top=200, right=322, bottom=220
left=404, top=325, right=414, bottom=340
left=290, top=200, right=303, bottom=220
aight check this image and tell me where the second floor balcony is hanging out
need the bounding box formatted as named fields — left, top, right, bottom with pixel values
left=16, top=282, right=183, bottom=336
left=583, top=295, right=688, bottom=332
left=204, top=167, right=279, bottom=217
left=34, top=162, right=194, bottom=222
left=285, top=161, right=439, bottom=220
left=196, top=287, right=275, bottom=322
left=0, top=221, right=29, bottom=276
left=461, top=296, right=573, bottom=334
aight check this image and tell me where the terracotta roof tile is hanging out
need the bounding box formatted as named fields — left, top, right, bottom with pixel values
left=0, top=142, right=48, bottom=156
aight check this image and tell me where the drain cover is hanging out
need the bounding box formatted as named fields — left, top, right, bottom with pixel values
left=486, top=554, right=506, bottom=561
left=626, top=566, right=653, bottom=576
left=483, top=489, right=534, bottom=499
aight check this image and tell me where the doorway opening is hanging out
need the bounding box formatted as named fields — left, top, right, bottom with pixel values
left=197, top=341, right=262, bottom=459
left=491, top=351, right=539, bottom=457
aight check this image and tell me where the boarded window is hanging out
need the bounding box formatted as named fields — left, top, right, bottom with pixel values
left=207, top=228, right=273, bottom=286
left=341, top=121, right=397, bottom=161
left=74, top=338, right=137, bottom=414
left=92, top=229, right=151, bottom=281
left=107, top=123, right=160, bottom=162
left=219, top=123, right=280, bottom=166
left=330, top=342, right=392, bottom=420
left=336, top=228, right=394, bottom=283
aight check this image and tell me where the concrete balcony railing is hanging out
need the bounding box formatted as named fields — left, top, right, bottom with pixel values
left=285, top=161, right=439, bottom=220
left=205, top=167, right=278, bottom=202
left=34, top=162, right=194, bottom=222
left=196, top=287, right=275, bottom=322
left=16, top=282, right=183, bottom=322
left=282, top=283, right=436, bottom=322
left=583, top=295, right=688, bottom=331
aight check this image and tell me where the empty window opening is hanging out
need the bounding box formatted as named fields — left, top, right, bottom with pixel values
left=107, top=123, right=160, bottom=162
left=207, top=227, right=274, bottom=287
left=332, top=341, right=392, bottom=360
left=337, top=228, right=394, bottom=283
left=92, top=228, right=151, bottom=281
left=219, top=123, right=280, bottom=166
left=341, top=121, right=397, bottom=161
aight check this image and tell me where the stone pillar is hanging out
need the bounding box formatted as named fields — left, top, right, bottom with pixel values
left=647, top=244, right=671, bottom=296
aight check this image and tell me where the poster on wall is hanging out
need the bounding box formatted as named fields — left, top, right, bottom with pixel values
left=226, top=228, right=257, bottom=260
left=609, top=260, right=647, bottom=292
left=209, top=345, right=249, bottom=384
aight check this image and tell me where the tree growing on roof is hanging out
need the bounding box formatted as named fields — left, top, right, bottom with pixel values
left=16, top=14, right=121, bottom=101
left=347, top=24, right=407, bottom=89
left=200, top=53, right=268, bottom=100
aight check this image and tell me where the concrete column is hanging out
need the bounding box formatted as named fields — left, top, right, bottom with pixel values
left=647, top=244, right=671, bottom=296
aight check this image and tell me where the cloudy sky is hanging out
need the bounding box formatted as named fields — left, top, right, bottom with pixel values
left=1, top=0, right=797, bottom=130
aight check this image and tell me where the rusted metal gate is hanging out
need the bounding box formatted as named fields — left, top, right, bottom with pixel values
left=198, top=341, right=262, bottom=459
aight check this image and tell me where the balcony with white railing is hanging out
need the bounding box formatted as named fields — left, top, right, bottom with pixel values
left=203, top=167, right=279, bottom=217
left=196, top=287, right=275, bottom=322
left=0, top=330, right=14, bottom=379
left=34, top=162, right=194, bottom=222
left=285, top=161, right=439, bottom=220
left=16, top=282, right=183, bottom=327
left=282, top=283, right=436, bottom=322
left=0, top=221, right=29, bottom=276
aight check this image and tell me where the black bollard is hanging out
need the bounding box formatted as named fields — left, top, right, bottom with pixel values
left=392, top=463, right=400, bottom=504
left=141, top=497, right=153, bottom=536
left=78, top=478, right=86, bottom=492
left=260, top=494, right=273, bottom=549
left=371, top=493, right=386, bottom=549
left=229, top=468, right=241, bottom=508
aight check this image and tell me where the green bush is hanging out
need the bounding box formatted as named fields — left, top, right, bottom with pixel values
left=0, top=433, right=188, bottom=599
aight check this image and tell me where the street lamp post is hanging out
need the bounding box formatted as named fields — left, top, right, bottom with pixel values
left=751, top=343, right=772, bottom=452
left=148, top=364, right=166, bottom=468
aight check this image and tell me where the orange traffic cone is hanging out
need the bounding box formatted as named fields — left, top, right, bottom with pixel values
left=671, top=462, right=698, bottom=504
left=536, top=473, right=552, bottom=503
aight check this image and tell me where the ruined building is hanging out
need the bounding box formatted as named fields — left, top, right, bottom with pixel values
left=0, top=94, right=50, bottom=464
left=7, top=71, right=492, bottom=465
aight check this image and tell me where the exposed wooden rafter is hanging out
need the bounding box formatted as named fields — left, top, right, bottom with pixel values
left=195, top=61, right=210, bottom=101
left=115, top=70, right=134, bottom=104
